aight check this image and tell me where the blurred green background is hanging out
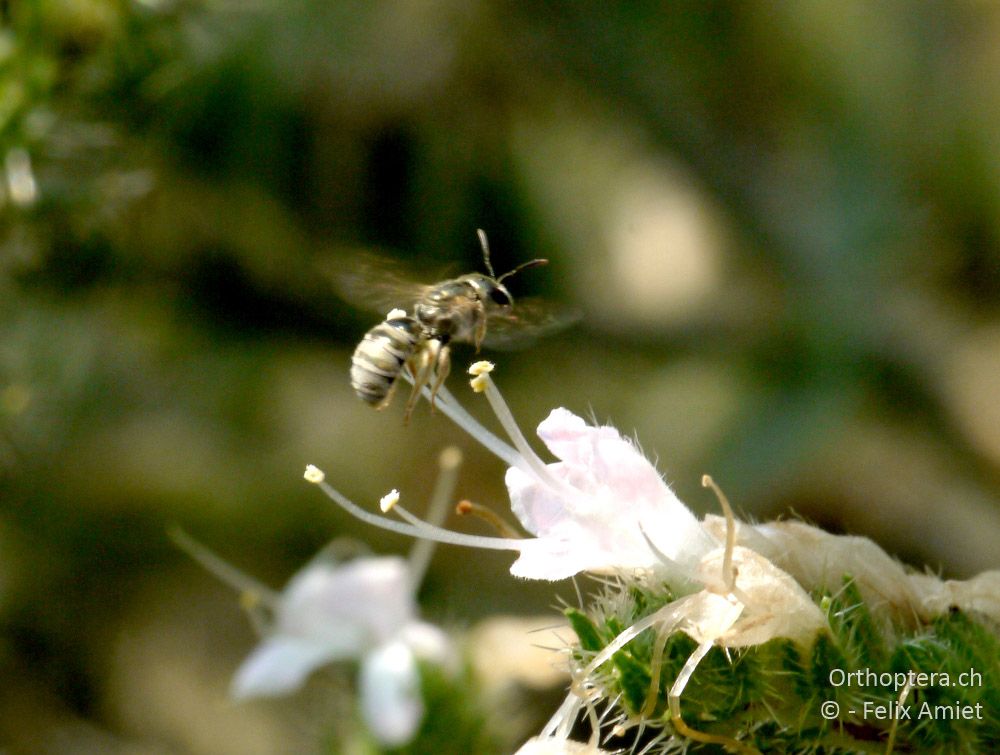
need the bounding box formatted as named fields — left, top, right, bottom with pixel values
left=3, top=1, right=1000, bottom=752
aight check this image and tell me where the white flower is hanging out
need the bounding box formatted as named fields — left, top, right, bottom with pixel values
left=308, top=367, right=717, bottom=582
left=177, top=448, right=465, bottom=747
left=505, top=407, right=716, bottom=580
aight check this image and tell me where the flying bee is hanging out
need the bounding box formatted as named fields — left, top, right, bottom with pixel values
left=347, top=229, right=550, bottom=422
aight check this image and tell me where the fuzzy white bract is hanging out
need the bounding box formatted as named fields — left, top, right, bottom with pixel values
left=513, top=689, right=608, bottom=755
left=514, top=736, right=609, bottom=755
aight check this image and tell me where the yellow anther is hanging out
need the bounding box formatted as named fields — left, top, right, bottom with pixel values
left=379, top=489, right=401, bottom=513
left=468, top=360, right=494, bottom=376
left=438, top=445, right=463, bottom=471
left=303, top=465, right=325, bottom=483
left=239, top=590, right=262, bottom=611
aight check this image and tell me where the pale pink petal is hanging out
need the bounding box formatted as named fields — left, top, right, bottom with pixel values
left=536, top=408, right=666, bottom=502
left=504, top=408, right=715, bottom=578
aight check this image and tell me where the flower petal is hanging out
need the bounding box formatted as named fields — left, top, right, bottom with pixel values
left=535, top=408, right=671, bottom=507
left=359, top=640, right=423, bottom=746
left=398, top=620, right=453, bottom=665
left=508, top=536, right=596, bottom=581
left=279, top=555, right=415, bottom=645
left=504, top=408, right=715, bottom=578
left=231, top=636, right=341, bottom=699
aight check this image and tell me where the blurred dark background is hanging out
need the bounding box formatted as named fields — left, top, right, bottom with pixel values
left=3, top=1, right=1000, bottom=752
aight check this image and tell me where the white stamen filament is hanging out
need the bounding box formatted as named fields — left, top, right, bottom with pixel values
left=471, top=369, right=574, bottom=493
left=535, top=689, right=604, bottom=751
left=578, top=599, right=689, bottom=681
left=313, top=477, right=525, bottom=553
left=169, top=527, right=281, bottom=609
left=391, top=502, right=442, bottom=529
left=384, top=495, right=450, bottom=534
left=407, top=363, right=573, bottom=496
left=540, top=691, right=585, bottom=739
left=403, top=373, right=523, bottom=470
left=406, top=446, right=463, bottom=590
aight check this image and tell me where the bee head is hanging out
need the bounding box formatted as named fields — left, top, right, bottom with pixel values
left=465, top=274, right=514, bottom=310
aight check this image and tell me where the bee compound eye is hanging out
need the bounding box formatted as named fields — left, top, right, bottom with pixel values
left=489, top=287, right=512, bottom=307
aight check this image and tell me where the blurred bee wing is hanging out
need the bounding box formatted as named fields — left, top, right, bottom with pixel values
left=321, top=250, right=440, bottom=316
left=482, top=298, right=581, bottom=351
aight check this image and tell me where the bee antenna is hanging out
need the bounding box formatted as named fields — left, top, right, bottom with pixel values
left=478, top=228, right=548, bottom=284
left=477, top=228, right=496, bottom=278
left=497, top=258, right=548, bottom=284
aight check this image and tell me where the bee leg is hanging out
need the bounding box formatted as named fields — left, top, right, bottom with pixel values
left=473, top=303, right=487, bottom=352
left=375, top=376, right=402, bottom=411
left=428, top=344, right=451, bottom=410
left=402, top=343, right=436, bottom=425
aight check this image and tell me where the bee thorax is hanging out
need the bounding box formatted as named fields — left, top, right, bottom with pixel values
left=414, top=282, right=484, bottom=343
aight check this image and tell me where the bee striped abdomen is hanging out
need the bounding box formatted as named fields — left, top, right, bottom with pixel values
left=350, top=316, right=422, bottom=406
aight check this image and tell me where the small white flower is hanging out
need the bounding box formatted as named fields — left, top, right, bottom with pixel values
left=173, top=526, right=451, bottom=748
left=231, top=553, right=449, bottom=745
